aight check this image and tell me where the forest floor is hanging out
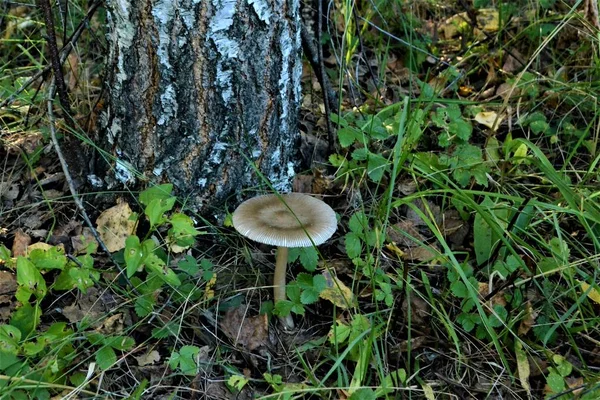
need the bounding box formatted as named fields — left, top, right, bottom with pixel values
left=1, top=1, right=600, bottom=399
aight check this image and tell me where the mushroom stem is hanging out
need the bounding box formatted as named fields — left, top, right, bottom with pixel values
left=274, top=246, right=294, bottom=329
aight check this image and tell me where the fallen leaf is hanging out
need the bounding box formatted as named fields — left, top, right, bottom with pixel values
left=385, top=242, right=405, bottom=258
left=26, top=242, right=54, bottom=252
left=518, top=301, right=537, bottom=335
left=319, top=270, right=356, bottom=309
left=220, top=305, right=269, bottom=352
left=474, top=111, right=503, bottom=131
left=579, top=281, right=600, bottom=305
left=387, top=219, right=424, bottom=248
left=71, top=227, right=99, bottom=255
left=515, top=340, right=531, bottom=395
left=12, top=229, right=31, bottom=257
left=96, top=202, right=136, bottom=252
left=0, top=270, right=17, bottom=295
left=402, top=246, right=439, bottom=263
left=135, top=350, right=161, bottom=366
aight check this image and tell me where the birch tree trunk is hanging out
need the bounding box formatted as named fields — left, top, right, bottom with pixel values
left=102, top=0, right=302, bottom=213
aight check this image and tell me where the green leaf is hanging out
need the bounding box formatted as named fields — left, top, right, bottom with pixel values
left=328, top=321, right=351, bottom=344
left=489, top=304, right=507, bottom=328
left=456, top=313, right=479, bottom=332
left=349, top=389, right=376, bottom=400
left=139, top=184, right=173, bottom=206
left=0, top=245, right=11, bottom=263
left=135, top=295, right=156, bottom=317
left=28, top=247, right=67, bottom=270
left=16, top=257, right=46, bottom=301
left=145, top=197, right=176, bottom=227
left=96, top=346, right=117, bottom=371
left=168, top=213, right=201, bottom=247
left=546, top=371, right=565, bottom=393
left=273, top=300, right=295, bottom=317
left=0, top=325, right=21, bottom=354
left=106, top=335, right=135, bottom=350
left=145, top=253, right=181, bottom=286
left=366, top=153, right=388, bottom=182
left=451, top=280, right=468, bottom=298
left=337, top=126, right=363, bottom=148
left=351, top=148, right=368, bottom=161
left=298, top=247, right=318, bottom=271
left=473, top=197, right=495, bottom=265
left=345, top=232, right=362, bottom=259
left=178, top=255, right=199, bottom=275
left=124, top=236, right=144, bottom=278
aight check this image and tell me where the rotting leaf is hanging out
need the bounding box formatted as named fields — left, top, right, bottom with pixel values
left=515, top=340, right=531, bottom=395
left=319, top=270, right=356, bottom=309
left=12, top=229, right=30, bottom=257
left=96, top=202, right=137, bottom=252
left=220, top=305, right=269, bottom=352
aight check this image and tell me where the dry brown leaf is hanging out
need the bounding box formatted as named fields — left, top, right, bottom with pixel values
left=387, top=219, right=424, bottom=248
left=12, top=229, right=31, bottom=257
left=96, top=313, right=125, bottom=335
left=71, top=227, right=99, bottom=255
left=135, top=350, right=161, bottom=366
left=518, top=301, right=537, bottom=335
left=0, top=270, right=17, bottom=296
left=95, top=201, right=136, bottom=252
left=320, top=270, right=356, bottom=309
left=402, top=246, right=439, bottom=263
left=220, top=305, right=269, bottom=352
left=401, top=295, right=429, bottom=326
left=478, top=282, right=507, bottom=307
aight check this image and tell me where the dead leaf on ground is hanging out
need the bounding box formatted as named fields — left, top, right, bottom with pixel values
left=61, top=287, right=107, bottom=325
left=479, top=282, right=507, bottom=307
left=71, top=227, right=99, bottom=255
left=220, top=305, right=269, bottom=352
left=474, top=110, right=504, bottom=131
left=442, top=209, right=469, bottom=246
left=496, top=82, right=521, bottom=101
left=96, top=313, right=125, bottom=335
left=405, top=199, right=441, bottom=227
left=0, top=270, right=17, bottom=322
left=401, top=295, right=430, bottom=326
left=503, top=48, right=526, bottom=73
left=387, top=219, right=424, bottom=248
left=402, top=245, right=440, bottom=263
left=518, top=301, right=538, bottom=336
left=0, top=182, right=19, bottom=201
left=135, top=350, right=161, bottom=366
left=579, top=281, right=600, bottom=305
left=319, top=270, right=356, bottom=309
left=12, top=229, right=31, bottom=257
left=95, top=201, right=136, bottom=252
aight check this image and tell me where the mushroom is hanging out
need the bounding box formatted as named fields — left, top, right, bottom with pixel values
left=232, top=193, right=337, bottom=329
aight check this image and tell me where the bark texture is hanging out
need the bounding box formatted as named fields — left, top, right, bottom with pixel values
left=103, top=0, right=302, bottom=213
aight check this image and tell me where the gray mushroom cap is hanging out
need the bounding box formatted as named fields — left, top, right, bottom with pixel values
left=232, top=193, right=337, bottom=247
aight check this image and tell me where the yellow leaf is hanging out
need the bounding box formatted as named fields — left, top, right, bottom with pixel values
left=474, top=111, right=503, bottom=131
left=385, top=242, right=405, bottom=258
left=421, top=381, right=435, bottom=399
left=579, top=281, right=600, bottom=305
left=515, top=340, right=531, bottom=395
left=319, top=271, right=356, bottom=309
left=205, top=274, right=217, bottom=300
left=95, top=202, right=137, bottom=252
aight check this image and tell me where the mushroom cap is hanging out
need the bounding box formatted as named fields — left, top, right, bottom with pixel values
left=232, top=193, right=337, bottom=248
